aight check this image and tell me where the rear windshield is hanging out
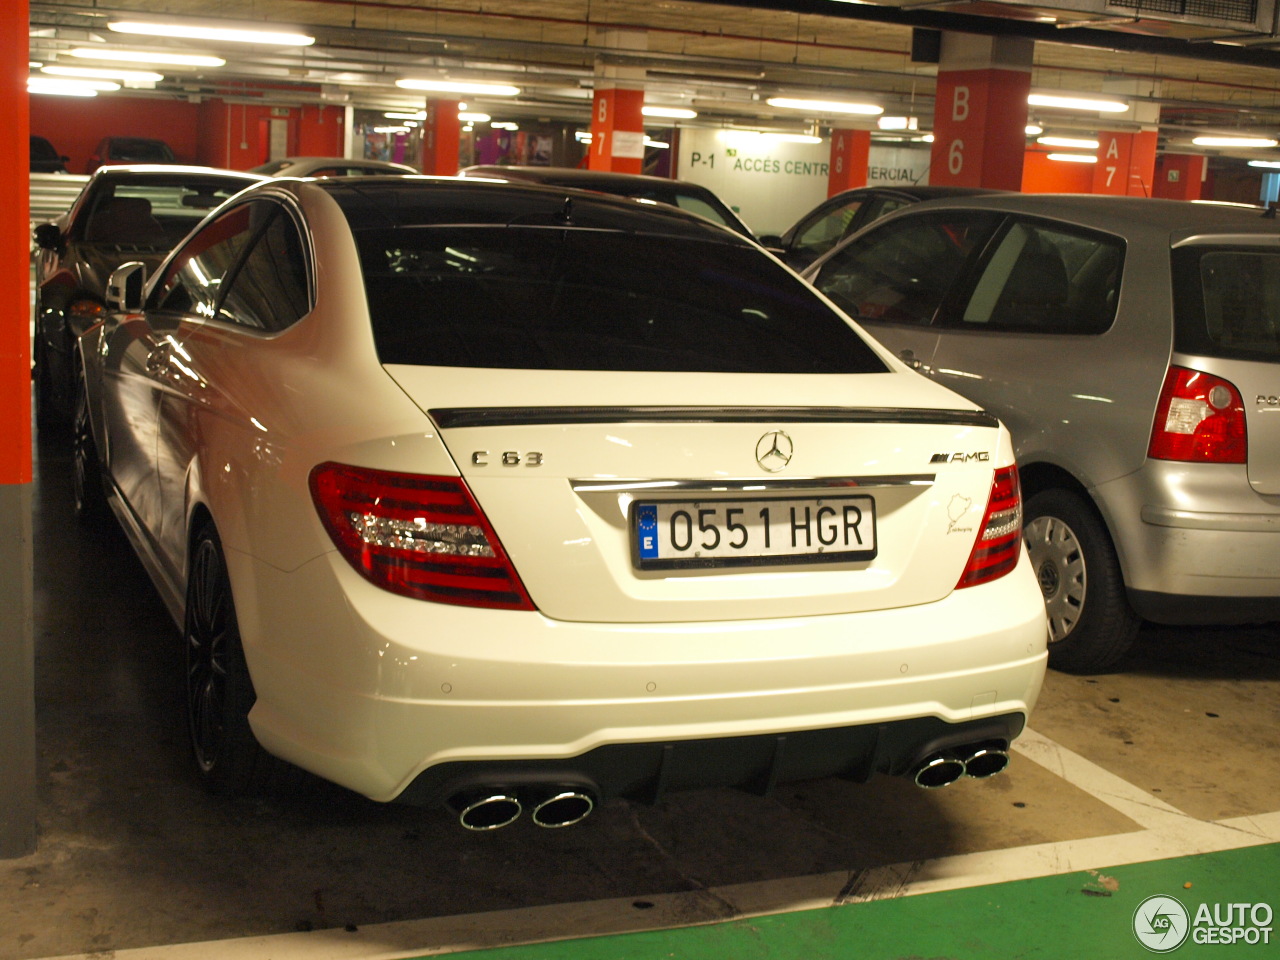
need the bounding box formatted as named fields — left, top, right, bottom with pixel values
left=1172, top=246, right=1280, bottom=361
left=355, top=225, right=888, bottom=373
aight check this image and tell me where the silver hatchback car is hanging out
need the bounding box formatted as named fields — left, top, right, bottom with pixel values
left=806, top=194, right=1280, bottom=672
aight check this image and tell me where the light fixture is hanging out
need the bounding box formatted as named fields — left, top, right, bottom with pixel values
left=915, top=133, right=935, bottom=143
left=42, top=65, right=164, bottom=83
left=645, top=138, right=671, bottom=149
left=458, top=112, right=491, bottom=123
left=721, top=129, right=824, bottom=145
left=1028, top=93, right=1128, bottom=113
left=766, top=96, right=882, bottom=116
left=69, top=48, right=226, bottom=67
left=642, top=106, right=697, bottom=120
left=384, top=111, right=427, bottom=121
left=1025, top=124, right=1044, bottom=137
left=1047, top=153, right=1098, bottom=163
left=27, top=77, right=104, bottom=97
left=396, top=79, right=521, bottom=96
left=877, top=116, right=917, bottom=131
left=575, top=131, right=593, bottom=143
left=1193, top=136, right=1279, bottom=148
left=1248, top=160, right=1280, bottom=168
left=1038, top=136, right=1100, bottom=149
left=108, top=21, right=314, bottom=46
left=492, top=121, right=519, bottom=131
left=372, top=126, right=410, bottom=134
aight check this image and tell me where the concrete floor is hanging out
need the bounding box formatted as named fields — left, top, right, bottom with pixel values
left=3, top=424, right=1280, bottom=960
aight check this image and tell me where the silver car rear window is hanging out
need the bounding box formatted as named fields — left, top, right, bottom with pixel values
left=354, top=225, right=888, bottom=374
left=1173, top=247, right=1280, bottom=361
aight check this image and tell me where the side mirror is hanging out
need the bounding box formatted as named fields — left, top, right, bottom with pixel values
left=33, top=222, right=62, bottom=251
left=106, top=261, right=147, bottom=313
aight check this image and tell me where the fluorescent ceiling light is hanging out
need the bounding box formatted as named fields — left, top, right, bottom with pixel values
left=877, top=116, right=918, bottom=131
left=915, top=134, right=935, bottom=143
left=721, top=129, right=823, bottom=144
left=1028, top=93, right=1128, bottom=113
left=1048, top=153, right=1097, bottom=163
left=372, top=126, right=410, bottom=134
left=396, top=79, right=521, bottom=96
left=1248, top=160, right=1280, bottom=168
left=458, top=112, right=491, bottom=122
left=108, top=21, right=314, bottom=46
left=1038, top=136, right=1099, bottom=149
left=69, top=48, right=226, bottom=67
left=27, top=77, right=104, bottom=97
left=645, top=138, right=671, bottom=149
left=492, top=121, right=519, bottom=131
left=575, top=131, right=593, bottom=142
left=767, top=96, right=882, bottom=116
left=1194, top=136, right=1279, bottom=148
left=384, top=111, right=426, bottom=120
left=1025, top=124, right=1044, bottom=136
left=42, top=65, right=164, bottom=83
left=643, top=106, right=697, bottom=119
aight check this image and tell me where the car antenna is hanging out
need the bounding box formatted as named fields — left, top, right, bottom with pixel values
left=555, top=196, right=575, bottom=224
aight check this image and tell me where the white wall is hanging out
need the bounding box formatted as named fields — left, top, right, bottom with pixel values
left=676, top=128, right=932, bottom=237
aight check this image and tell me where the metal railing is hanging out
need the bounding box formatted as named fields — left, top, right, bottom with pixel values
left=30, top=173, right=88, bottom=226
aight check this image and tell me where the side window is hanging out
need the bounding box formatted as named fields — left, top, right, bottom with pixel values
left=149, top=204, right=257, bottom=317
left=673, top=194, right=730, bottom=228
left=792, top=199, right=865, bottom=261
left=811, top=210, right=1001, bottom=325
left=216, top=207, right=310, bottom=333
left=950, top=219, right=1124, bottom=334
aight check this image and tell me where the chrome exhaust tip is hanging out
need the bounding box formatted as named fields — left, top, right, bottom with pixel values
left=530, top=790, right=595, bottom=828
left=450, top=792, right=522, bottom=831
left=913, top=754, right=967, bottom=789
left=962, top=743, right=1010, bottom=779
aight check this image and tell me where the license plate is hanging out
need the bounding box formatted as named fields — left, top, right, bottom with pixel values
left=633, top=495, right=877, bottom=569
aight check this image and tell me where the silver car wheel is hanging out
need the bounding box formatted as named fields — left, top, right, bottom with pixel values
left=1024, top=515, right=1086, bottom=643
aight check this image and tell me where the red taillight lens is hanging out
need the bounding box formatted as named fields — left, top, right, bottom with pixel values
left=1147, top=366, right=1246, bottom=464
left=309, top=462, right=534, bottom=610
left=957, top=465, right=1023, bottom=589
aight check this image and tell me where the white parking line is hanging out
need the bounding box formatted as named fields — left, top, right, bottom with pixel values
left=36, top=728, right=1280, bottom=960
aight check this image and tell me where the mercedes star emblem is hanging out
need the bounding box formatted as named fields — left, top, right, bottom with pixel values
left=755, top=430, right=794, bottom=472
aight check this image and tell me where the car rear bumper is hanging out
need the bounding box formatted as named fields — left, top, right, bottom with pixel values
left=1098, top=462, right=1280, bottom=608
left=230, top=547, right=1048, bottom=804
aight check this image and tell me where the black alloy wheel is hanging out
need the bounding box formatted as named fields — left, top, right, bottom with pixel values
left=185, top=525, right=276, bottom=794
left=1023, top=488, right=1141, bottom=674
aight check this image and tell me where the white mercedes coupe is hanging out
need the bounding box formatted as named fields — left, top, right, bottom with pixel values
left=76, top=176, right=1047, bottom=830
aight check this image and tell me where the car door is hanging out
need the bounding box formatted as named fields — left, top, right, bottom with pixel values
left=101, top=202, right=262, bottom=583
left=152, top=200, right=311, bottom=574
left=807, top=207, right=1003, bottom=374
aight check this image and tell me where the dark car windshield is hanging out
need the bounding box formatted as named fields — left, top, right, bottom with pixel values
left=107, top=139, right=175, bottom=162
left=1172, top=246, right=1280, bottom=362
left=355, top=225, right=887, bottom=373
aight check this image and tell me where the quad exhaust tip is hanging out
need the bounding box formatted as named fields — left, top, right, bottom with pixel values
left=448, top=786, right=597, bottom=830
left=912, top=741, right=1010, bottom=788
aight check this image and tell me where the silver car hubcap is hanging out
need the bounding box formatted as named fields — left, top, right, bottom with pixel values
left=1024, top=515, right=1086, bottom=643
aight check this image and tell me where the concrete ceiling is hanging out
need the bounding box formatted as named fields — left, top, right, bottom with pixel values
left=27, top=0, right=1280, bottom=160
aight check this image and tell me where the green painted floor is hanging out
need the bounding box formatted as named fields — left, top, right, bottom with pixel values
left=436, top=844, right=1280, bottom=960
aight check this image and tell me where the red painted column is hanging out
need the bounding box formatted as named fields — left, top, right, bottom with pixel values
left=1154, top=154, right=1207, bottom=201
left=420, top=100, right=460, bottom=176
left=1093, top=130, right=1159, bottom=197
left=588, top=87, right=645, bottom=175
left=1, top=0, right=28, bottom=488
left=929, top=35, right=1032, bottom=190
left=828, top=129, right=871, bottom=196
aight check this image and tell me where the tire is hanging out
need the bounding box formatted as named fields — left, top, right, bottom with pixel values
left=1023, top=488, right=1141, bottom=674
left=185, top=524, right=282, bottom=795
left=71, top=371, right=108, bottom=524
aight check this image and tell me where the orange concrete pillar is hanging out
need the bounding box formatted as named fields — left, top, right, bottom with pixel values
left=828, top=129, right=871, bottom=196
left=421, top=100, right=460, bottom=176
left=1, top=0, right=28, bottom=488
left=1094, top=130, right=1159, bottom=197
left=1155, top=154, right=1207, bottom=201
left=929, top=34, right=1032, bottom=190
left=588, top=87, right=645, bottom=174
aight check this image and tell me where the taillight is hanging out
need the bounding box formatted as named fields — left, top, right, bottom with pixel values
left=309, top=462, right=534, bottom=610
left=1148, top=366, right=1246, bottom=464
left=957, top=465, right=1023, bottom=589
